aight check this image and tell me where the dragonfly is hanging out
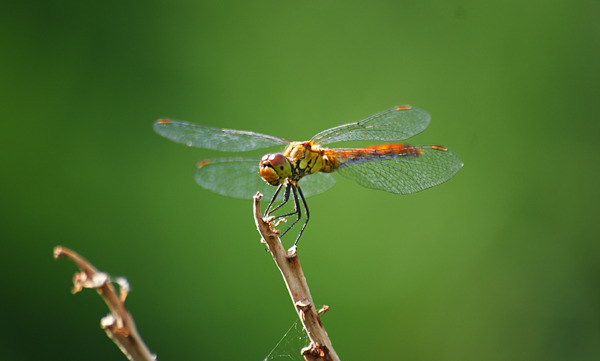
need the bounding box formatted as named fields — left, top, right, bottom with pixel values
left=154, top=105, right=462, bottom=245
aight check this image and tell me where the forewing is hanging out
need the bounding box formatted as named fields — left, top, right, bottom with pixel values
left=336, top=146, right=463, bottom=194
left=310, top=106, right=430, bottom=145
left=194, top=158, right=335, bottom=200
left=154, top=119, right=289, bottom=152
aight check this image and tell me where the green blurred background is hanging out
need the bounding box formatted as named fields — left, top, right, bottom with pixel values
left=1, top=1, right=599, bottom=360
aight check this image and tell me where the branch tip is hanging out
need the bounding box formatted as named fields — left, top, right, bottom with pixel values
left=53, top=246, right=64, bottom=259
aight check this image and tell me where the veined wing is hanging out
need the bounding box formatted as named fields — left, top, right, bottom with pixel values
left=154, top=119, right=289, bottom=152
left=310, top=105, right=430, bottom=145
left=195, top=158, right=336, bottom=200
left=335, top=145, right=463, bottom=194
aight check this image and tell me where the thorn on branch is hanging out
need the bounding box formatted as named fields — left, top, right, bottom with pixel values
left=318, top=305, right=330, bottom=315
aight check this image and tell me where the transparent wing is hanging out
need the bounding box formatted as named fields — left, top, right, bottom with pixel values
left=194, top=158, right=336, bottom=200
left=154, top=119, right=289, bottom=152
left=310, top=105, right=430, bottom=145
left=336, top=146, right=463, bottom=194
left=298, top=168, right=337, bottom=198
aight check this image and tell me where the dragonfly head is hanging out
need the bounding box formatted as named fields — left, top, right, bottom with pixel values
left=260, top=153, right=292, bottom=186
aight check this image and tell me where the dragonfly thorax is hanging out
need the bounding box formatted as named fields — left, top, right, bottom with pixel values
left=283, top=141, right=337, bottom=179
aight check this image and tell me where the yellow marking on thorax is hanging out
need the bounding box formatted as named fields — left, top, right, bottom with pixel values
left=283, top=142, right=339, bottom=180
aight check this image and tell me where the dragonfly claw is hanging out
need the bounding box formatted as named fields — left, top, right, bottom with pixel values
left=272, top=217, right=288, bottom=227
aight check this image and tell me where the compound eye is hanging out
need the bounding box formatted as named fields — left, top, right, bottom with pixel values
left=267, top=153, right=287, bottom=170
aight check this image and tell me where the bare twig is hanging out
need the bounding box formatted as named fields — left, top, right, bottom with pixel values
left=54, top=246, right=156, bottom=361
left=253, top=193, right=340, bottom=361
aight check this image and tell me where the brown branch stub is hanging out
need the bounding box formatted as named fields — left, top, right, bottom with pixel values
left=302, top=343, right=330, bottom=361
left=54, top=246, right=156, bottom=361
left=253, top=194, right=340, bottom=361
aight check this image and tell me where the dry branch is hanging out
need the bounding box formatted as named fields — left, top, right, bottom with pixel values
left=54, top=246, right=156, bottom=361
left=253, top=193, right=340, bottom=361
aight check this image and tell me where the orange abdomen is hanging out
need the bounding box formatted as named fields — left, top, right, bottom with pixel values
left=321, top=144, right=431, bottom=172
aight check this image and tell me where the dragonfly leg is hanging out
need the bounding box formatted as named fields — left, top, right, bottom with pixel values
left=264, top=183, right=286, bottom=217
left=265, top=183, right=292, bottom=218
left=279, top=184, right=302, bottom=238
left=293, top=185, right=309, bottom=246
left=272, top=188, right=299, bottom=219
